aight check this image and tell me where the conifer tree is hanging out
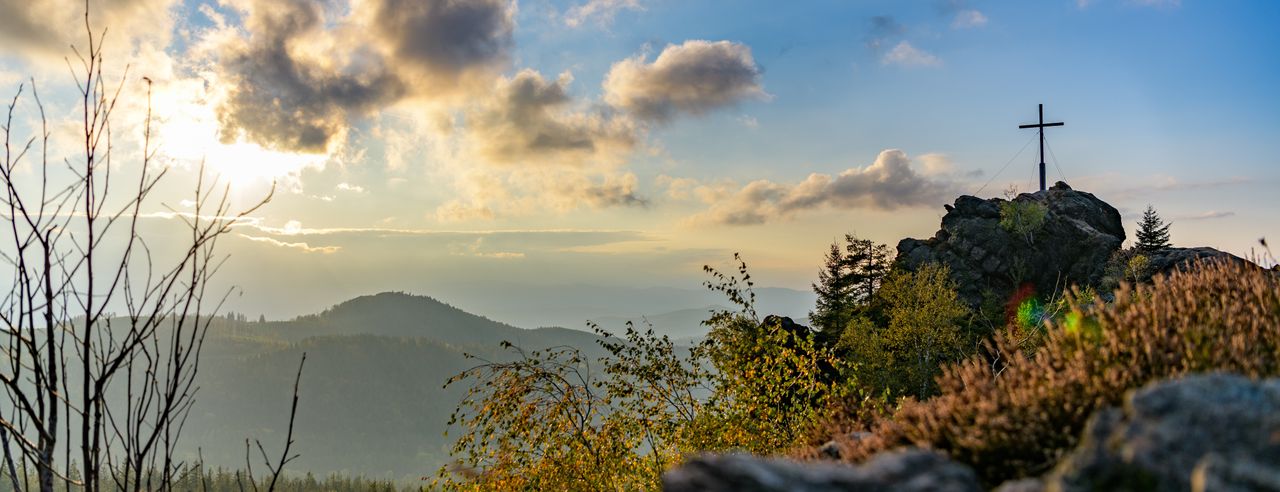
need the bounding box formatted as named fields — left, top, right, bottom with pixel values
left=1135, top=205, right=1172, bottom=254
left=810, top=233, right=892, bottom=339
left=810, top=241, right=851, bottom=333
left=843, top=234, right=892, bottom=304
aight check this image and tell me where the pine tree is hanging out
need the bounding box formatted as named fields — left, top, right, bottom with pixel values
left=1135, top=205, right=1171, bottom=254
left=810, top=241, right=851, bottom=334
left=844, top=234, right=892, bottom=304
left=810, top=233, right=892, bottom=339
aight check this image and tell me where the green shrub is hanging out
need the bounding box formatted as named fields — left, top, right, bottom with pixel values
left=999, top=200, right=1048, bottom=244
left=838, top=264, right=971, bottom=399
left=813, top=259, right=1280, bottom=485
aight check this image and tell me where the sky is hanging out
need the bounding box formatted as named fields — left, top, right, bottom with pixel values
left=1, top=0, right=1277, bottom=323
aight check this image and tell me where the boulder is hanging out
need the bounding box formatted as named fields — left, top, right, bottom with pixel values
left=1146, top=246, right=1248, bottom=277
left=662, top=449, right=983, bottom=492
left=1042, top=373, right=1280, bottom=492
left=896, top=182, right=1124, bottom=309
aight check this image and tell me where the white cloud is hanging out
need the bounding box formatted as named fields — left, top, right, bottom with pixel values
left=336, top=182, right=365, bottom=193
left=952, top=9, right=988, bottom=28
left=917, top=153, right=955, bottom=176
left=239, top=234, right=341, bottom=254
left=565, top=0, right=642, bottom=27
left=450, top=237, right=525, bottom=259
left=882, top=41, right=942, bottom=67
left=1175, top=211, right=1235, bottom=221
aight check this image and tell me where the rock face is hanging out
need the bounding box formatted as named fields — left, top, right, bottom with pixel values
left=1146, top=246, right=1248, bottom=277
left=1041, top=373, right=1280, bottom=492
left=896, top=182, right=1124, bottom=309
left=662, top=449, right=983, bottom=492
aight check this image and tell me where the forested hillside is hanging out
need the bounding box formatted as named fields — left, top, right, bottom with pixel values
left=172, top=293, right=613, bottom=482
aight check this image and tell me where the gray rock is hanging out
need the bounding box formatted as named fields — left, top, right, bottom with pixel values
left=662, top=449, right=983, bottom=492
left=993, top=478, right=1045, bottom=492
left=1045, top=373, right=1280, bottom=492
left=817, top=432, right=873, bottom=461
left=896, top=182, right=1125, bottom=309
left=1146, top=246, right=1248, bottom=277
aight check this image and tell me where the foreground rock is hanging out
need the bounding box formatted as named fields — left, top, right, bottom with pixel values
left=663, top=449, right=982, bottom=492
left=896, top=182, right=1125, bottom=309
left=1036, top=373, right=1280, bottom=492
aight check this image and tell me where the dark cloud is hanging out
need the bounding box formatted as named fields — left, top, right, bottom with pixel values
left=574, top=175, right=649, bottom=208
left=688, top=149, right=958, bottom=225
left=216, top=0, right=405, bottom=153
left=213, top=0, right=514, bottom=153
left=361, top=0, right=513, bottom=87
left=603, top=40, right=766, bottom=123
left=468, top=69, right=637, bottom=165
left=0, top=0, right=60, bottom=55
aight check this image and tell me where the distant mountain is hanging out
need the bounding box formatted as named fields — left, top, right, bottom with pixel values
left=264, top=291, right=601, bottom=349
left=179, top=292, right=610, bottom=483
left=435, top=284, right=815, bottom=330
left=591, top=305, right=730, bottom=340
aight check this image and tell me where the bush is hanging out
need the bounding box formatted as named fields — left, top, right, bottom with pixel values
left=999, top=200, right=1048, bottom=244
left=438, top=255, right=865, bottom=490
left=812, top=259, right=1280, bottom=485
left=838, top=264, right=971, bottom=399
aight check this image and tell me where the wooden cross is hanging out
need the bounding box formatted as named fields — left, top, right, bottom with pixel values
left=1018, top=103, right=1064, bottom=191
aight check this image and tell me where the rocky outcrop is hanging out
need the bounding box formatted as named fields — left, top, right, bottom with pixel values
left=896, top=182, right=1124, bottom=309
left=662, top=449, right=983, bottom=492
left=665, top=374, right=1280, bottom=492
left=1040, top=373, right=1280, bottom=492
left=1146, top=246, right=1248, bottom=277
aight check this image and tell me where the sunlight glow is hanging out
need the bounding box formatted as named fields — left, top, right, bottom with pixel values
left=150, top=82, right=330, bottom=189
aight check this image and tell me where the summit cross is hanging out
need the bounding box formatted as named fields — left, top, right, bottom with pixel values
left=1018, top=103, right=1064, bottom=192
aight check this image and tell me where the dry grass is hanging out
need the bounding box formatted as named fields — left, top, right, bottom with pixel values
left=805, top=259, right=1280, bottom=485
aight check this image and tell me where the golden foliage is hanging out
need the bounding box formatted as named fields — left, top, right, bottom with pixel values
left=813, top=259, right=1280, bottom=485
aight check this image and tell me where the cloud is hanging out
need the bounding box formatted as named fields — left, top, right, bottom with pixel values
left=565, top=0, right=642, bottom=27
left=336, top=182, right=365, bottom=193
left=436, top=200, right=496, bottom=223
left=565, top=172, right=649, bottom=208
left=450, top=238, right=525, bottom=259
left=1175, top=211, right=1235, bottom=221
left=952, top=9, right=988, bottom=28
left=0, top=0, right=178, bottom=63
left=864, top=15, right=906, bottom=52
left=684, top=149, right=959, bottom=226
left=917, top=153, right=956, bottom=176
left=603, top=40, right=767, bottom=123
left=882, top=41, right=942, bottom=67
left=357, top=0, right=514, bottom=90
left=466, top=69, right=638, bottom=165
left=239, top=234, right=341, bottom=254
left=210, top=0, right=514, bottom=153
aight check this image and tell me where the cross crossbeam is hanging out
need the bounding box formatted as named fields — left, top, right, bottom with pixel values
left=1018, top=103, right=1064, bottom=191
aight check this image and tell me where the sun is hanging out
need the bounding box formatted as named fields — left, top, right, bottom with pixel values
left=148, top=81, right=330, bottom=190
